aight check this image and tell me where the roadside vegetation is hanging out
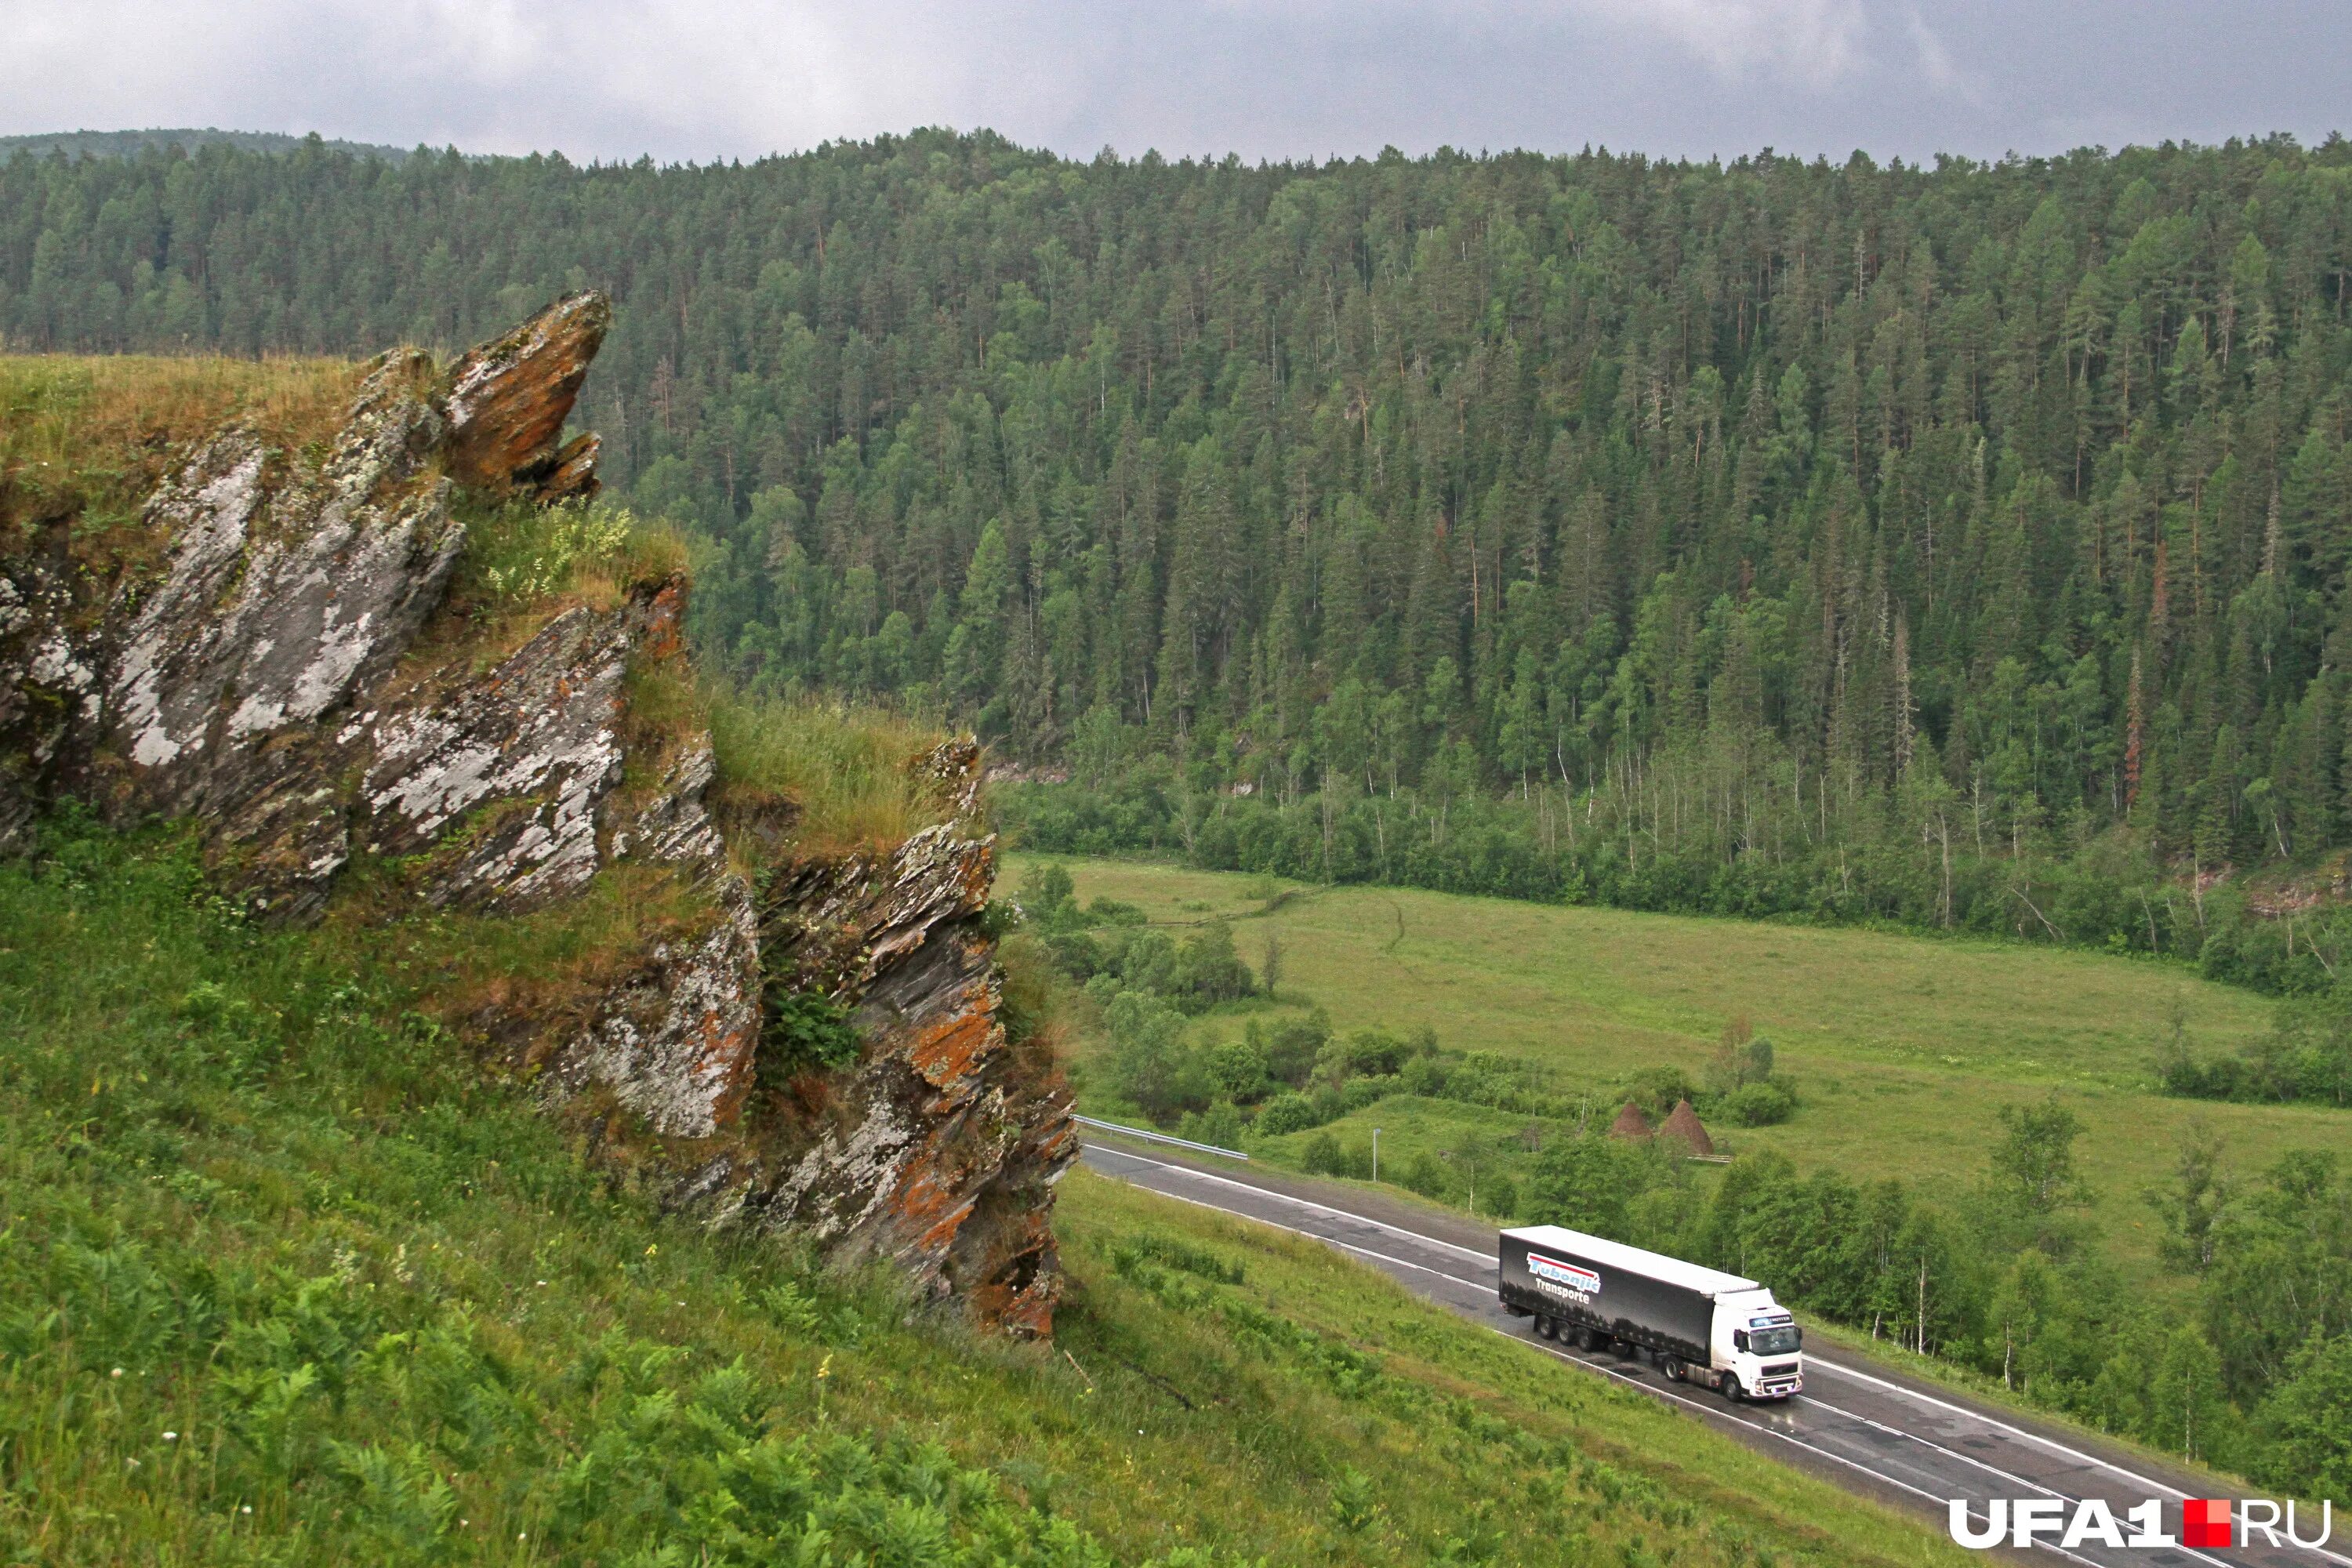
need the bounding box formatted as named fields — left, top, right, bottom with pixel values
left=0, top=818, right=1972, bottom=1566
left=1018, top=853, right=2352, bottom=1502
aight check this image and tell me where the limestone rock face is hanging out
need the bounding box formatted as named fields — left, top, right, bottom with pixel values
left=0, top=296, right=1073, bottom=1334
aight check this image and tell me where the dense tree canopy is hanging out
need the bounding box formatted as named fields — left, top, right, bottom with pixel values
left=10, top=128, right=2352, bottom=978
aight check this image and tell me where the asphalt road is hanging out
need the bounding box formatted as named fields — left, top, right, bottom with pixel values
left=1080, top=1138, right=2348, bottom=1568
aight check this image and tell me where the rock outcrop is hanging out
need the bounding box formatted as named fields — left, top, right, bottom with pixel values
left=0, top=296, right=1073, bottom=1334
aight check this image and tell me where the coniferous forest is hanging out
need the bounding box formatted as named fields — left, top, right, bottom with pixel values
left=10, top=130, right=2352, bottom=1012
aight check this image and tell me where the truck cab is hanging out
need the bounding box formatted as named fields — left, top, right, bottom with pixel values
left=1712, top=1290, right=1803, bottom=1399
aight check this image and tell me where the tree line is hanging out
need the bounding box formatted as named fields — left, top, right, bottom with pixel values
left=11, top=129, right=2350, bottom=983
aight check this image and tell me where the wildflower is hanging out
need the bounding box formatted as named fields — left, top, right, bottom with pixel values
left=163, top=1431, right=178, bottom=1441
left=110, top=1367, right=124, bottom=1378
left=241, top=1505, right=252, bottom=1515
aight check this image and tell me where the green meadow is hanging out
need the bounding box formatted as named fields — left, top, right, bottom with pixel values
left=1014, top=854, right=2344, bottom=1290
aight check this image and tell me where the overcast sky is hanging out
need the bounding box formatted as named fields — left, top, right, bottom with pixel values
left=5, top=1, right=2346, bottom=167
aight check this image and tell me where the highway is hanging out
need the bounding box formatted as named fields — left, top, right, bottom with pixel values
left=1080, top=1139, right=2347, bottom=1568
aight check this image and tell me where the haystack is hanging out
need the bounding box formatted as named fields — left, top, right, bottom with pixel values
left=1660, top=1098, right=1715, bottom=1157
left=1607, top=1102, right=1654, bottom=1140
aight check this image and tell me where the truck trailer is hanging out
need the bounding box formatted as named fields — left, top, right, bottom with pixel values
left=1497, top=1225, right=1803, bottom=1400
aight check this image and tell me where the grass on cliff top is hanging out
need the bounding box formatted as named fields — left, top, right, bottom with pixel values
left=0, top=354, right=356, bottom=549
left=706, top=688, right=960, bottom=855
left=0, top=820, right=1964, bottom=1567
left=453, top=495, right=690, bottom=622
left=454, top=494, right=953, bottom=858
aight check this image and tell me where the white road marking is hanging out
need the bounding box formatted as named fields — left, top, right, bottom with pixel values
left=1086, top=1142, right=2347, bottom=1568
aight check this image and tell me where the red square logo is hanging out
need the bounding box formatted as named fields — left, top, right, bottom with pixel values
left=2183, top=1499, right=2232, bottom=1548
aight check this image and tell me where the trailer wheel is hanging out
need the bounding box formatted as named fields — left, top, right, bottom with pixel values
left=1535, top=1314, right=1553, bottom=1339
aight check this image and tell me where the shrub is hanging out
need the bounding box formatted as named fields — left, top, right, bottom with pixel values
left=1400, top=1151, right=1448, bottom=1198
left=1620, top=1065, right=1701, bottom=1119
left=1254, top=1010, right=1330, bottom=1087
left=1174, top=919, right=1256, bottom=1006
left=1178, top=1101, right=1245, bottom=1151
left=1254, top=1091, right=1319, bottom=1137
left=764, top=985, right=862, bottom=1073
left=1720, top=1080, right=1797, bottom=1127
left=1016, top=861, right=1077, bottom=927
left=1207, top=1036, right=1271, bottom=1101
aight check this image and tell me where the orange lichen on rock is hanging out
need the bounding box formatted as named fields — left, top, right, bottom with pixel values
left=440, top=291, right=612, bottom=498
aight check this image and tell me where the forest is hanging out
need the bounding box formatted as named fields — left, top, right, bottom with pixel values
left=8, top=129, right=2352, bottom=1001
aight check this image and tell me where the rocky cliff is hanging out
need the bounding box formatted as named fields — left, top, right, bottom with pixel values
left=0, top=298, right=1073, bottom=1334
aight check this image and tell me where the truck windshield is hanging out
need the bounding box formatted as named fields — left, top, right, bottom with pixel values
left=1749, top=1325, right=1802, bottom=1356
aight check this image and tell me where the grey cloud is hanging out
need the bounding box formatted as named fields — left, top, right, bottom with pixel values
left=2, top=0, right=2344, bottom=165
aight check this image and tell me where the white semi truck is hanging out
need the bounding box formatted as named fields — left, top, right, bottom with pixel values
left=1498, top=1224, right=1804, bottom=1400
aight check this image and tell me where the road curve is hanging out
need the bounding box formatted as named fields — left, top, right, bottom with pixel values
left=1080, top=1138, right=2346, bottom=1568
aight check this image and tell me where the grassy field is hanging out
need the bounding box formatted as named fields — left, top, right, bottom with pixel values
left=0, top=824, right=1967, bottom=1566
left=1014, top=854, right=2346, bottom=1288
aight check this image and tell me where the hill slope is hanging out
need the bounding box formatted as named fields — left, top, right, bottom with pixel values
left=0, top=824, right=1967, bottom=1566
left=8, top=131, right=2352, bottom=978
left=1020, top=852, right=2352, bottom=1501
left=0, top=318, right=1069, bottom=1332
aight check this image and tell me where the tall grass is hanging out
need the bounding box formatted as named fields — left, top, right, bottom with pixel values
left=0, top=354, right=355, bottom=545
left=706, top=688, right=956, bottom=855
left=0, top=820, right=1962, bottom=1566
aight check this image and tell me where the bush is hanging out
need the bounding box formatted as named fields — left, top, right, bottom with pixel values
left=1720, top=1080, right=1797, bottom=1127
left=1207, top=1036, right=1271, bottom=1101
left=1400, top=1151, right=1448, bottom=1198
left=1174, top=919, right=1257, bottom=1006
left=1178, top=1101, right=1246, bottom=1151
left=1254, top=1010, right=1330, bottom=1087
left=1254, top=1091, right=1320, bottom=1136
left=1016, top=860, right=1077, bottom=927
left=1301, top=1131, right=1346, bottom=1174
left=764, top=985, right=862, bottom=1073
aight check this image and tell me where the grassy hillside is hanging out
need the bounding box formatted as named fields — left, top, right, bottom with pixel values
left=1015, top=853, right=2341, bottom=1290
left=0, top=822, right=1968, bottom=1566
